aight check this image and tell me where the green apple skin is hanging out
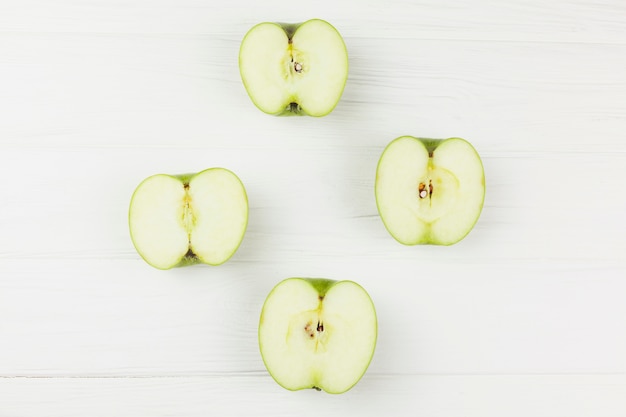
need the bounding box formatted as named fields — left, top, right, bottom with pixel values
left=128, top=168, right=248, bottom=269
left=375, top=136, right=485, bottom=246
left=258, top=278, right=377, bottom=394
left=239, top=19, right=348, bottom=117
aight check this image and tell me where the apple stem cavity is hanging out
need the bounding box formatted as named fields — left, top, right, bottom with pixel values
left=287, top=102, right=301, bottom=113
left=183, top=248, right=198, bottom=261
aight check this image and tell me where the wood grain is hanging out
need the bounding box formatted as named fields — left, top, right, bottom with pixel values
left=1, top=375, right=625, bottom=417
left=1, top=0, right=625, bottom=415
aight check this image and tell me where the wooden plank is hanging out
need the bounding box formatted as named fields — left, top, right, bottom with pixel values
left=1, top=0, right=625, bottom=44
left=0, top=148, right=624, bottom=263
left=0, top=0, right=625, bottom=415
left=0, top=374, right=624, bottom=417
left=1, top=259, right=624, bottom=376
left=1, top=35, right=625, bottom=151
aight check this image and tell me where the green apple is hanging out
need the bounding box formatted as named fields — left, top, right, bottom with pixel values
left=259, top=278, right=377, bottom=394
left=128, top=168, right=248, bottom=269
left=375, top=136, right=485, bottom=245
left=239, top=19, right=348, bottom=116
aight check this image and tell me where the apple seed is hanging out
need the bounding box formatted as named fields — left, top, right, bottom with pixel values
left=294, top=62, right=303, bottom=73
left=418, top=181, right=434, bottom=199
left=419, top=183, right=427, bottom=199
left=304, top=323, right=315, bottom=339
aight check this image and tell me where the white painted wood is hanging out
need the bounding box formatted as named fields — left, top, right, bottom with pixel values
left=1, top=375, right=625, bottom=417
left=1, top=258, right=625, bottom=378
left=1, top=0, right=625, bottom=415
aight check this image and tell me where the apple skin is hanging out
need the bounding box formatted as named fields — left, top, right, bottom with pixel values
left=239, top=19, right=348, bottom=117
left=128, top=168, right=248, bottom=269
left=258, top=278, right=377, bottom=394
left=375, top=136, right=485, bottom=246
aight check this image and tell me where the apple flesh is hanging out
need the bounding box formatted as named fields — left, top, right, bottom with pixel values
left=239, top=19, right=348, bottom=116
left=129, top=168, right=248, bottom=269
left=259, top=278, right=377, bottom=394
left=375, top=136, right=485, bottom=245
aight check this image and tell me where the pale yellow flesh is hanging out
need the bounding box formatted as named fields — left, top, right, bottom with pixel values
left=188, top=169, right=248, bottom=265
left=375, top=137, right=485, bottom=245
left=129, top=175, right=189, bottom=269
left=239, top=20, right=348, bottom=116
left=259, top=279, right=377, bottom=394
left=129, top=169, right=248, bottom=269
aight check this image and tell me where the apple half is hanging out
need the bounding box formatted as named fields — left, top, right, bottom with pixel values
left=239, top=19, right=348, bottom=116
left=129, top=168, right=248, bottom=269
left=259, top=278, right=377, bottom=394
left=375, top=136, right=485, bottom=245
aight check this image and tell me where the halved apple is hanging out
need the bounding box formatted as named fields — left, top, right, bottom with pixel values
left=129, top=168, right=248, bottom=269
left=259, top=278, right=377, bottom=394
left=375, top=136, right=485, bottom=245
left=239, top=19, right=348, bottom=116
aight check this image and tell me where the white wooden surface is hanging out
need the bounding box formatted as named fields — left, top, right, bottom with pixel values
left=1, top=0, right=625, bottom=415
